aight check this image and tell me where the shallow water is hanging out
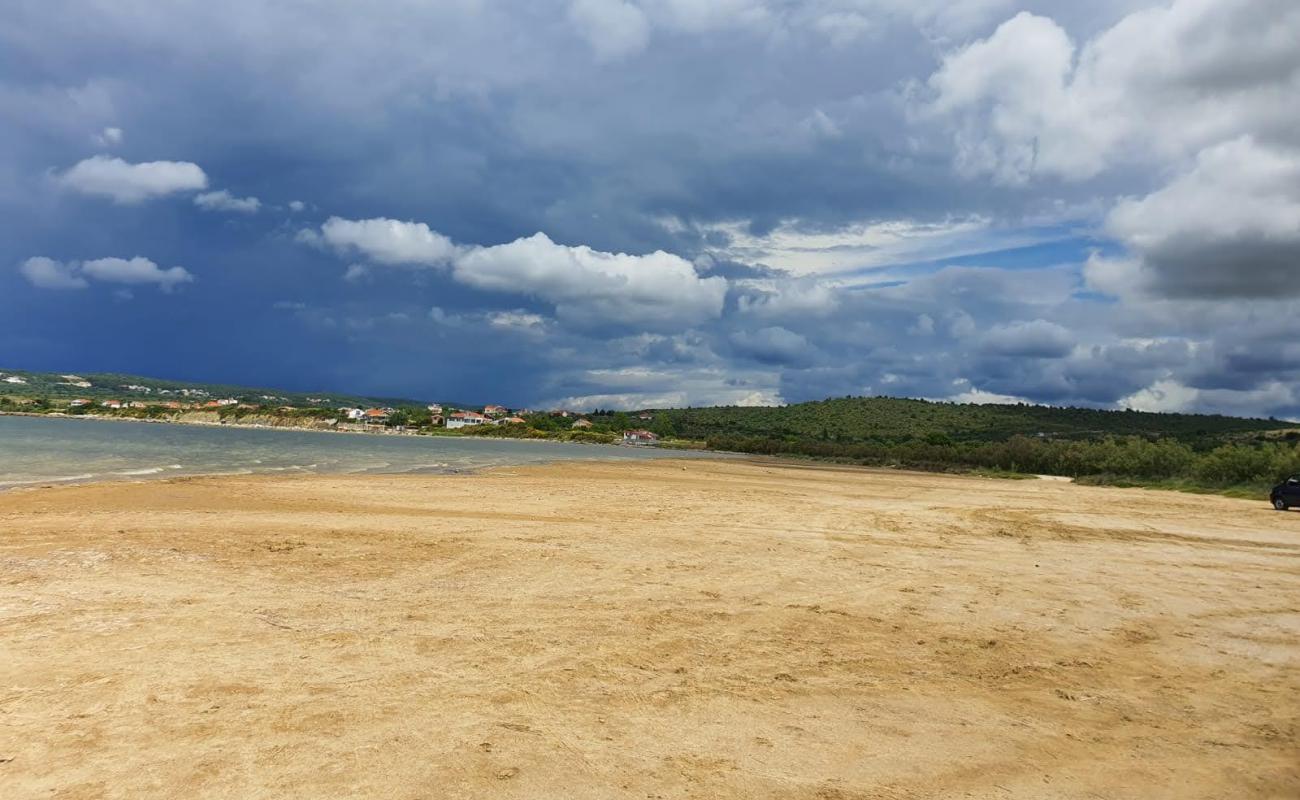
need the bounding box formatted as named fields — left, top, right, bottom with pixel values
left=0, top=415, right=707, bottom=488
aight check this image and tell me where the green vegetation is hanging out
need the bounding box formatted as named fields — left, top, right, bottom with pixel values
left=657, top=398, right=1296, bottom=496
left=701, top=431, right=1299, bottom=495
left=6, top=366, right=1297, bottom=498
left=648, top=396, right=1283, bottom=444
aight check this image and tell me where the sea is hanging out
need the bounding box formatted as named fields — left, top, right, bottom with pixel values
left=0, top=415, right=710, bottom=489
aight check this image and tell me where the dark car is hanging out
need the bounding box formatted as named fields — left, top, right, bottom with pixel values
left=1271, top=475, right=1300, bottom=510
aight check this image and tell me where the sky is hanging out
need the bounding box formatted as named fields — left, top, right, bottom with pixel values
left=2, top=0, right=1298, bottom=416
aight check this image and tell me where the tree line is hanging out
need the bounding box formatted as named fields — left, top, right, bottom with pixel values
left=706, top=433, right=1300, bottom=492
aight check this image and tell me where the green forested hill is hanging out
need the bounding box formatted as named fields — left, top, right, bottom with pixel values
left=644, top=397, right=1285, bottom=445
left=625, top=397, right=1297, bottom=492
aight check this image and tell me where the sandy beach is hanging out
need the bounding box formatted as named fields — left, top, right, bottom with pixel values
left=2, top=459, right=1297, bottom=798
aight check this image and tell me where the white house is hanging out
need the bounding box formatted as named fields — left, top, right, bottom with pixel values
left=447, top=411, right=488, bottom=429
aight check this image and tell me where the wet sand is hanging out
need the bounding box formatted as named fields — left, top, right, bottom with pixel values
left=1, top=459, right=1297, bottom=798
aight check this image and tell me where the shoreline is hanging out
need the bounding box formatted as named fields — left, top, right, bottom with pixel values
left=0, top=413, right=723, bottom=493
left=5, top=411, right=1278, bottom=502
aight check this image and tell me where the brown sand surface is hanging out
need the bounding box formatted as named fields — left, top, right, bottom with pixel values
left=1, top=459, right=1297, bottom=799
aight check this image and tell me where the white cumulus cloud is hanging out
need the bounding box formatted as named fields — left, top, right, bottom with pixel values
left=81, top=256, right=194, bottom=292
left=926, top=0, right=1300, bottom=183
left=453, top=232, right=727, bottom=330
left=19, top=257, right=89, bottom=290
left=55, top=155, right=208, bottom=203
left=316, top=216, right=458, bottom=266
left=194, top=189, right=261, bottom=213
left=307, top=219, right=727, bottom=330
left=19, top=255, right=193, bottom=292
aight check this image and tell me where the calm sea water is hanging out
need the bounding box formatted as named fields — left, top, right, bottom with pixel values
left=0, top=415, right=709, bottom=489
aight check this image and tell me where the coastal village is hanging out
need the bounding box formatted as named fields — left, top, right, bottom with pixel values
left=0, top=370, right=665, bottom=446
left=335, top=402, right=661, bottom=445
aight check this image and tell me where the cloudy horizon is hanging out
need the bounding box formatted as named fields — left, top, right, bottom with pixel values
left=3, top=0, right=1298, bottom=416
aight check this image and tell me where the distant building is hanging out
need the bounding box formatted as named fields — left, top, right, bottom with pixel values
left=427, top=403, right=444, bottom=415
left=363, top=408, right=390, bottom=424
left=69, top=399, right=91, bottom=407
left=571, top=418, right=593, bottom=429
left=638, top=413, right=654, bottom=421
left=101, top=399, right=124, bottom=409
left=622, top=429, right=660, bottom=445
left=341, top=407, right=365, bottom=421
left=494, top=416, right=527, bottom=425
left=483, top=404, right=508, bottom=417
left=447, top=411, right=488, bottom=429
left=3, top=375, right=27, bottom=384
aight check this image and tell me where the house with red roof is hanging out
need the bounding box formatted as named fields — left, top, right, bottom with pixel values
left=362, top=408, right=391, bottom=424
left=622, top=429, right=660, bottom=445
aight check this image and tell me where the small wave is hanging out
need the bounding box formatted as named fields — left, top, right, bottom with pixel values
left=114, top=466, right=170, bottom=476
left=261, top=462, right=320, bottom=472
left=0, top=473, right=97, bottom=488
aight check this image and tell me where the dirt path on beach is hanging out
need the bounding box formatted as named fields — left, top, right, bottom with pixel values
left=1, top=460, right=1297, bottom=798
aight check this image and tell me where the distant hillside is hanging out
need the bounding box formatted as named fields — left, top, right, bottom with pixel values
left=627, top=397, right=1297, bottom=494
left=0, top=367, right=421, bottom=410
left=643, top=396, right=1286, bottom=445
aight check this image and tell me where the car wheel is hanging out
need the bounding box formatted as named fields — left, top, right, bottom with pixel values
left=1275, top=498, right=1289, bottom=511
